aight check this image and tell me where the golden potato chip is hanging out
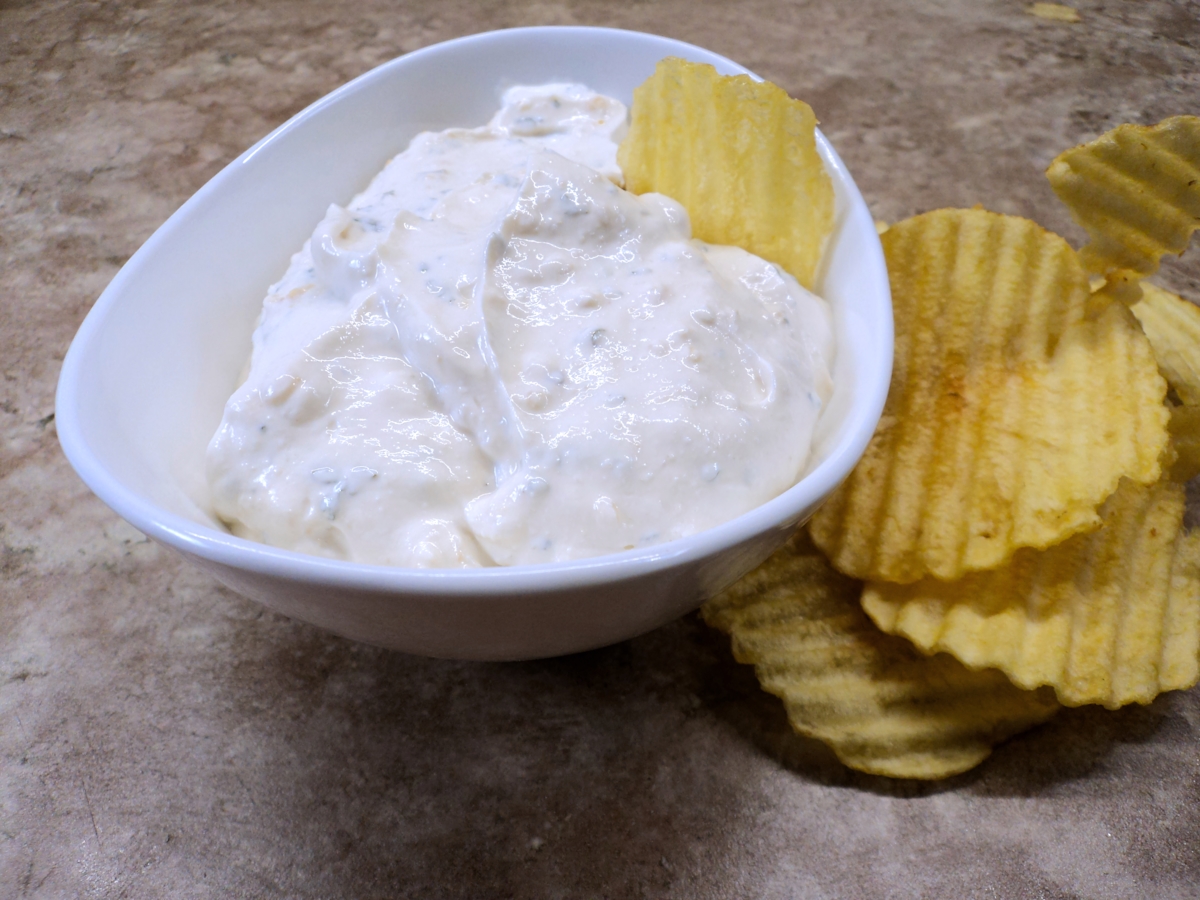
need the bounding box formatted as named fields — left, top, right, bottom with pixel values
left=618, top=57, right=833, bottom=290
left=1028, top=3, right=1081, bottom=22
left=863, top=478, right=1200, bottom=709
left=1168, top=404, right=1200, bottom=482
left=1046, top=116, right=1200, bottom=280
left=810, top=208, right=1168, bottom=583
left=702, top=530, right=1059, bottom=780
left=1131, top=282, right=1200, bottom=404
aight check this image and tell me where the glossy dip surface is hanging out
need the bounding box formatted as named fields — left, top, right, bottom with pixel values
left=206, top=83, right=835, bottom=567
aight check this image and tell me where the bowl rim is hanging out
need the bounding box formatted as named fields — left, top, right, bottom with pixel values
left=55, top=24, right=893, bottom=595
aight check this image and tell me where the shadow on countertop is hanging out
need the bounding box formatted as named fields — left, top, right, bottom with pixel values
left=689, top=618, right=1182, bottom=798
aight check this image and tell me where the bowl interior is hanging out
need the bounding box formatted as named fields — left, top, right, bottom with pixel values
left=56, top=26, right=891, bottom=581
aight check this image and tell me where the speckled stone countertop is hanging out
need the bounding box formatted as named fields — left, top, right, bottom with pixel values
left=3, top=1, right=1199, bottom=897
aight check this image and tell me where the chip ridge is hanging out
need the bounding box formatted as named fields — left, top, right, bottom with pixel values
left=863, top=479, right=1200, bottom=708
left=703, top=530, right=1059, bottom=779
left=1047, top=116, right=1200, bottom=279
left=810, top=208, right=1168, bottom=583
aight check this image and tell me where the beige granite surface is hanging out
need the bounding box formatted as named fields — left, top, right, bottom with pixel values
left=3, top=1, right=1200, bottom=897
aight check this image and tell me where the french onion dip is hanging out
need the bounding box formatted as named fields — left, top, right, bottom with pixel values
left=206, top=84, right=835, bottom=567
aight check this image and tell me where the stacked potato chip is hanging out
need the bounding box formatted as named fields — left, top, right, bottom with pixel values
left=702, top=529, right=1060, bottom=779
left=851, top=121, right=1200, bottom=719
left=622, top=59, right=1200, bottom=779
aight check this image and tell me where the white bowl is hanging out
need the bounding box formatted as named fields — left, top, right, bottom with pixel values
left=55, top=26, right=892, bottom=660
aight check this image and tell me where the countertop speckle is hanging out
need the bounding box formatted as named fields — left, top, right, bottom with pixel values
left=3, top=1, right=1199, bottom=897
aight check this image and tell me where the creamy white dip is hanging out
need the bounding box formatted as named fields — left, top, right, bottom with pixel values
left=207, top=84, right=834, bottom=567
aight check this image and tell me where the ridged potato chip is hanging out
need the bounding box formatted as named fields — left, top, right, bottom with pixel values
left=702, top=530, right=1059, bottom=780
left=810, top=208, right=1168, bottom=584
left=863, top=479, right=1200, bottom=709
left=618, top=57, right=833, bottom=290
left=1131, top=282, right=1200, bottom=405
left=1046, top=116, right=1200, bottom=280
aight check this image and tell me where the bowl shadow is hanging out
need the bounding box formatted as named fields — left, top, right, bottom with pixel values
left=201, top=594, right=1182, bottom=897
left=204, top=601, right=781, bottom=896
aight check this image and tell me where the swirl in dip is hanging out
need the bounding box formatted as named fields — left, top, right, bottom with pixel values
left=206, top=84, right=834, bottom=567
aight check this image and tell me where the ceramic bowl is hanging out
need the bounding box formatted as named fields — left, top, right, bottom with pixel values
left=55, top=26, right=892, bottom=660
